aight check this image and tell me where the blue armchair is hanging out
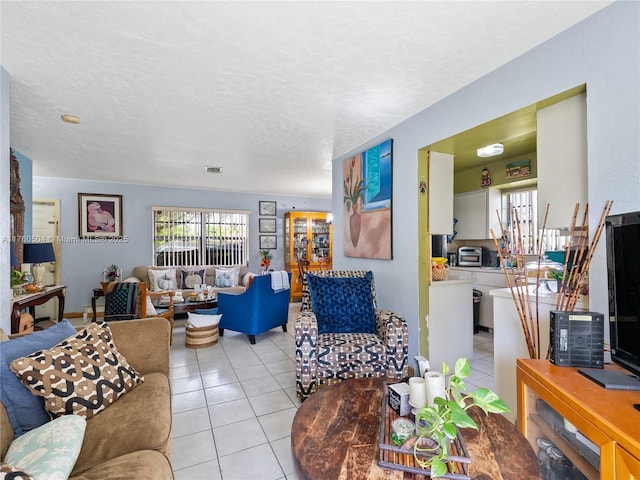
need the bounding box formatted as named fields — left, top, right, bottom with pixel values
left=217, top=272, right=292, bottom=344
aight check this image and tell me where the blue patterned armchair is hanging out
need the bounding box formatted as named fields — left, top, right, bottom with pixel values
left=295, top=270, right=409, bottom=400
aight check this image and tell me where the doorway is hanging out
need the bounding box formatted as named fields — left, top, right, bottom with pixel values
left=32, top=199, right=60, bottom=320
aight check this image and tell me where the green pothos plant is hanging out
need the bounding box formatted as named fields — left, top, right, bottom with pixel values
left=413, top=358, right=510, bottom=478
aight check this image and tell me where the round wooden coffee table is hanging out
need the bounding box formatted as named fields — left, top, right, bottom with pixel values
left=291, top=377, right=540, bottom=480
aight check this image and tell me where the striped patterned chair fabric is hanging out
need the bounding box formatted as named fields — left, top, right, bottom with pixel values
left=102, top=281, right=140, bottom=321
left=295, top=270, right=409, bottom=400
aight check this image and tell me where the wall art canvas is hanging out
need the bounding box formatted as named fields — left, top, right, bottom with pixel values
left=259, top=201, right=277, bottom=216
left=78, top=193, right=123, bottom=238
left=343, top=139, right=392, bottom=259
left=259, top=218, right=276, bottom=233
left=506, top=159, right=531, bottom=179
left=259, top=235, right=277, bottom=250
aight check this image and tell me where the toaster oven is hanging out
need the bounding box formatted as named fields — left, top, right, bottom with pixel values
left=457, top=247, right=482, bottom=267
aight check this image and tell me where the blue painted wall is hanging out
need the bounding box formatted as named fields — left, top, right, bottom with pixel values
left=33, top=176, right=330, bottom=312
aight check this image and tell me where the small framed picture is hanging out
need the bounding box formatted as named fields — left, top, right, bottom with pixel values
left=259, top=235, right=277, bottom=250
left=78, top=193, right=123, bottom=238
left=259, top=218, right=276, bottom=233
left=259, top=201, right=277, bottom=216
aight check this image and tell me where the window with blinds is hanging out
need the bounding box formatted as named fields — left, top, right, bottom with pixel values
left=152, top=207, right=249, bottom=267
left=506, top=189, right=568, bottom=254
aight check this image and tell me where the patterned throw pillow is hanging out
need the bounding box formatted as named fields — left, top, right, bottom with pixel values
left=3, top=415, right=86, bottom=480
left=0, top=320, right=78, bottom=437
left=214, top=266, right=241, bottom=288
left=0, top=463, right=35, bottom=480
left=148, top=268, right=177, bottom=291
left=10, top=320, right=144, bottom=419
left=307, top=272, right=376, bottom=334
left=182, top=268, right=205, bottom=289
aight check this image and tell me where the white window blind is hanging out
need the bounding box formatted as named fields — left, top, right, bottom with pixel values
left=507, top=189, right=538, bottom=254
left=152, top=207, right=249, bottom=266
left=506, top=189, right=568, bottom=254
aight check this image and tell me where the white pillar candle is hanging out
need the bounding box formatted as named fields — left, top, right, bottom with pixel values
left=425, top=371, right=446, bottom=406
left=408, top=377, right=427, bottom=408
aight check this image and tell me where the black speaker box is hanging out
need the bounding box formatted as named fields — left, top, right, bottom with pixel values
left=549, top=311, right=604, bottom=368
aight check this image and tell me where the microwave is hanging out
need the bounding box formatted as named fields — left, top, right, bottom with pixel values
left=458, top=247, right=482, bottom=267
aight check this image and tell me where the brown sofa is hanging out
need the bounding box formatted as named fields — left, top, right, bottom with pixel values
left=0, top=318, right=174, bottom=480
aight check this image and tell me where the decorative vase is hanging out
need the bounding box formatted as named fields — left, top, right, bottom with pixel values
left=349, top=206, right=361, bottom=248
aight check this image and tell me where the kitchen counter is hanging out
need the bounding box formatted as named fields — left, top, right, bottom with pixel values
left=450, top=266, right=503, bottom=273
left=430, top=276, right=474, bottom=286
left=491, top=286, right=588, bottom=421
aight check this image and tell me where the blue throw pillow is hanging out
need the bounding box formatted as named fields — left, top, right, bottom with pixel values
left=307, top=272, right=376, bottom=335
left=0, top=320, right=77, bottom=437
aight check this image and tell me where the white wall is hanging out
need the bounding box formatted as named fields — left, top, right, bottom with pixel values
left=33, top=176, right=330, bottom=313
left=333, top=2, right=640, bottom=363
left=1, top=67, right=11, bottom=333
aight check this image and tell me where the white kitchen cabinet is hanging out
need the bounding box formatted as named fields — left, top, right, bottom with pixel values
left=453, top=188, right=502, bottom=240
left=474, top=270, right=508, bottom=330
left=428, top=279, right=474, bottom=369
left=428, top=151, right=454, bottom=234
left=536, top=93, right=587, bottom=228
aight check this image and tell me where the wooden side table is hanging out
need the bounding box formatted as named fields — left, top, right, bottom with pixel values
left=291, top=377, right=540, bottom=480
left=10, top=285, right=66, bottom=334
left=91, top=287, right=104, bottom=321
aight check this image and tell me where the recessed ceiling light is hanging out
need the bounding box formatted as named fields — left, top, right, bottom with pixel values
left=205, top=166, right=222, bottom=174
left=60, top=114, right=80, bottom=124
left=477, top=143, right=504, bottom=157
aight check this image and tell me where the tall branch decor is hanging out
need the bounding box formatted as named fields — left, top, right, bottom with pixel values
left=490, top=200, right=613, bottom=359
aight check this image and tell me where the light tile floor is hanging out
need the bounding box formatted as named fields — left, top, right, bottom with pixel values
left=169, top=305, right=495, bottom=480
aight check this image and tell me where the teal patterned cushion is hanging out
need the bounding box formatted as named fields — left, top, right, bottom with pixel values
left=104, top=282, right=139, bottom=320
left=307, top=272, right=376, bottom=334
left=3, top=415, right=86, bottom=480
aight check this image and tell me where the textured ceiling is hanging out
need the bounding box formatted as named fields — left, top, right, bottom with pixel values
left=1, top=1, right=611, bottom=198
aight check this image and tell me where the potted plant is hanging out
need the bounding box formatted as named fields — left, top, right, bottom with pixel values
left=259, top=249, right=272, bottom=273
left=104, top=264, right=121, bottom=282
left=11, top=269, right=29, bottom=295
left=343, top=160, right=365, bottom=247
left=412, top=358, right=510, bottom=478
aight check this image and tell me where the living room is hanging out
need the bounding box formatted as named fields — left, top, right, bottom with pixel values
left=2, top=2, right=640, bottom=479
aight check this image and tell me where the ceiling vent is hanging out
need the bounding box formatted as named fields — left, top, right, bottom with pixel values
left=205, top=166, right=223, bottom=174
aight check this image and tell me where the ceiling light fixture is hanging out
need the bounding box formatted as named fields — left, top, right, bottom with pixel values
left=60, top=114, right=80, bottom=124
left=477, top=143, right=504, bottom=158
left=205, top=166, right=222, bottom=174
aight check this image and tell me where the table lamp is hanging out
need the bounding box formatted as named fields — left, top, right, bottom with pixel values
left=23, top=242, right=56, bottom=289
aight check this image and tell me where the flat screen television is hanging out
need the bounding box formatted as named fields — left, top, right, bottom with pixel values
left=605, top=210, right=640, bottom=379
